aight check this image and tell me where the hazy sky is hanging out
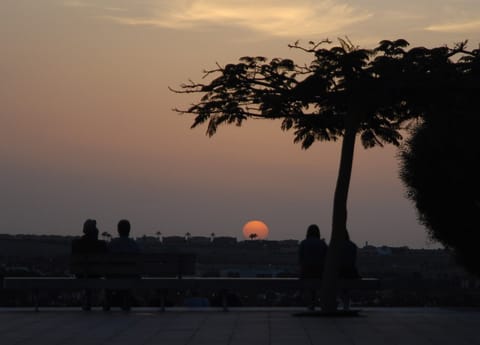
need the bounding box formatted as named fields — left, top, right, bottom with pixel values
left=1, top=1, right=479, bottom=247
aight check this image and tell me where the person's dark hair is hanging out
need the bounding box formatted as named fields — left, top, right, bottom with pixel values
left=117, top=219, right=131, bottom=237
left=306, top=224, right=320, bottom=238
left=83, top=219, right=98, bottom=237
left=345, top=229, right=350, bottom=241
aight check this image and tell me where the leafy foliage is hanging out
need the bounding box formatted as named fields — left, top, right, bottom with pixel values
left=174, top=39, right=473, bottom=149
left=400, top=45, right=480, bottom=274
left=174, top=38, right=480, bottom=275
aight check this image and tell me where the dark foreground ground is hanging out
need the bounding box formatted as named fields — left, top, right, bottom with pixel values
left=1, top=307, right=478, bottom=345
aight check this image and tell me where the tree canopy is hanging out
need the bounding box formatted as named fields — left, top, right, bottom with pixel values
left=399, top=40, right=480, bottom=275
left=175, top=39, right=476, bottom=149
left=174, top=38, right=480, bottom=310
left=400, top=48, right=480, bottom=275
left=177, top=39, right=414, bottom=148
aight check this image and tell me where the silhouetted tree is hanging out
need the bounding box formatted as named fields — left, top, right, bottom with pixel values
left=210, top=232, right=215, bottom=241
left=174, top=38, right=477, bottom=312
left=185, top=232, right=191, bottom=241
left=156, top=231, right=162, bottom=242
left=249, top=233, right=258, bottom=241
left=400, top=47, right=480, bottom=275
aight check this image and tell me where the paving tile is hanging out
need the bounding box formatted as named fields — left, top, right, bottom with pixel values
left=0, top=308, right=479, bottom=345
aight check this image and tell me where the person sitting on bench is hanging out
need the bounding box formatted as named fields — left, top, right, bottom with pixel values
left=339, top=229, right=360, bottom=310
left=108, top=220, right=140, bottom=254
left=299, top=224, right=328, bottom=310
left=299, top=224, right=328, bottom=279
left=104, top=219, right=140, bottom=311
left=72, top=219, right=107, bottom=255
left=71, top=219, right=107, bottom=310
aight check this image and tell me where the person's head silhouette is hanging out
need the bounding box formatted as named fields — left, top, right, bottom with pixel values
left=83, top=219, right=98, bottom=238
left=117, top=219, right=131, bottom=238
left=306, top=224, right=320, bottom=239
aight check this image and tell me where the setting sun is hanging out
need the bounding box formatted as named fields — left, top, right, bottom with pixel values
left=242, top=220, right=269, bottom=240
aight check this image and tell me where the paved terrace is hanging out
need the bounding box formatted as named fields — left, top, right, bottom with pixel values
left=1, top=307, right=479, bottom=345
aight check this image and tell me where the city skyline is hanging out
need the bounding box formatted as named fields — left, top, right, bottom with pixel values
left=2, top=1, right=479, bottom=248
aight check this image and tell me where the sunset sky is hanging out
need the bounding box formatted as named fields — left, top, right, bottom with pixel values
left=2, top=1, right=479, bottom=247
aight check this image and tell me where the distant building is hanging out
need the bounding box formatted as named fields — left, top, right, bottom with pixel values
left=212, top=236, right=237, bottom=246
left=278, top=240, right=299, bottom=246
left=162, top=236, right=186, bottom=246
left=136, top=236, right=157, bottom=244
left=189, top=236, right=211, bottom=245
left=376, top=246, right=393, bottom=256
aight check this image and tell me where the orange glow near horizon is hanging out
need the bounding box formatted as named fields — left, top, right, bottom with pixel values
left=242, top=220, right=269, bottom=240
left=0, top=1, right=449, bottom=246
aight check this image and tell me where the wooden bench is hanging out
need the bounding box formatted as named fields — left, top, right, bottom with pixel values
left=2, top=276, right=380, bottom=311
left=70, top=252, right=196, bottom=278
left=2, top=252, right=380, bottom=311
left=2, top=253, right=196, bottom=311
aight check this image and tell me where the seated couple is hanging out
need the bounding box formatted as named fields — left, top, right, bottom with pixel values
left=71, top=219, right=139, bottom=311
left=71, top=219, right=139, bottom=255
left=298, top=224, right=360, bottom=310
left=298, top=224, right=359, bottom=279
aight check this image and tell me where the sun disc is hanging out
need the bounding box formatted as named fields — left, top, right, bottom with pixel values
left=242, top=220, right=269, bottom=239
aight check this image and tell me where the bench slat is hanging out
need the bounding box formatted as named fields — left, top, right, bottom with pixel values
left=70, top=253, right=196, bottom=277
left=3, top=277, right=380, bottom=290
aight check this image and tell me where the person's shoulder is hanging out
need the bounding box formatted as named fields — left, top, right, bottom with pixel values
left=348, top=240, right=357, bottom=249
left=316, top=239, right=327, bottom=251
left=107, top=238, right=121, bottom=249
left=129, top=238, right=140, bottom=251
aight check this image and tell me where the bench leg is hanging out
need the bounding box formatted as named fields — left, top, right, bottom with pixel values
left=120, top=290, right=132, bottom=311
left=33, top=289, right=39, bottom=312
left=160, top=293, right=165, bottom=312
left=156, top=289, right=166, bottom=312
left=340, top=289, right=350, bottom=310
left=221, top=290, right=228, bottom=312
left=305, top=289, right=316, bottom=311
left=82, top=289, right=92, bottom=311
left=103, top=289, right=111, bottom=311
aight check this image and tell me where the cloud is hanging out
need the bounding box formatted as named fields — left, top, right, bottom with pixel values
left=425, top=20, right=480, bottom=33
left=63, top=1, right=127, bottom=12
left=101, top=0, right=371, bottom=37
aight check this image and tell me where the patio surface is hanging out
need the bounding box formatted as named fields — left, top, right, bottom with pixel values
left=0, top=307, right=479, bottom=345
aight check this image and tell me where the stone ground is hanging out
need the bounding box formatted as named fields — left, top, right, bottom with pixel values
left=0, top=307, right=479, bottom=345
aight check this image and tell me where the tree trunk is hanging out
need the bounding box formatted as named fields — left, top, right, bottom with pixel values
left=320, top=119, right=358, bottom=313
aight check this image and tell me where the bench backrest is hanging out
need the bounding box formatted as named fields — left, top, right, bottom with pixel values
left=70, top=253, right=196, bottom=278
